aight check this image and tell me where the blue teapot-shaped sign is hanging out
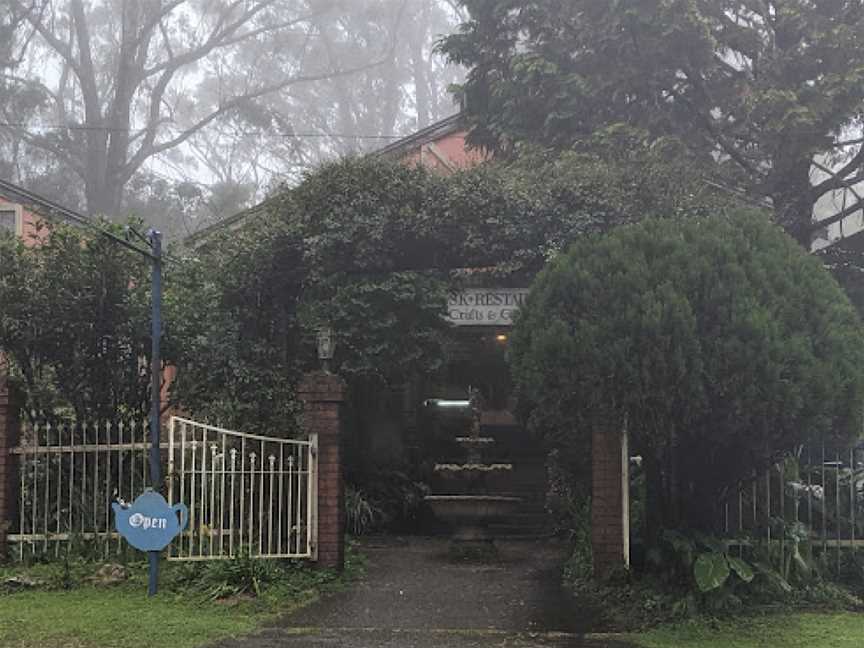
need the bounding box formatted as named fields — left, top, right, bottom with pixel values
left=112, top=490, right=188, bottom=552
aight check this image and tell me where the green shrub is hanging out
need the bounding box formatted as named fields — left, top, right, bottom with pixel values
left=354, top=469, right=429, bottom=533
left=512, top=211, right=864, bottom=535
left=345, top=486, right=380, bottom=536
left=168, top=547, right=279, bottom=599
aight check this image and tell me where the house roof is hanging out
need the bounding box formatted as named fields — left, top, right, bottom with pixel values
left=372, top=113, right=465, bottom=158
left=186, top=113, right=468, bottom=245
left=0, top=178, right=81, bottom=226
left=184, top=192, right=281, bottom=247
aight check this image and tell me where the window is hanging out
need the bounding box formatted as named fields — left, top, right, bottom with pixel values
left=0, top=203, right=22, bottom=236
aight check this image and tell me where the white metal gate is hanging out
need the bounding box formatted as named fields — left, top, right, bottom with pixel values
left=167, top=417, right=317, bottom=561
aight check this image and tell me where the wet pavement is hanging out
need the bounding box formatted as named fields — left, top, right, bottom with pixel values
left=210, top=537, right=637, bottom=648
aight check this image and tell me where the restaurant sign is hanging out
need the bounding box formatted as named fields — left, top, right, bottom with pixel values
left=446, top=288, right=529, bottom=326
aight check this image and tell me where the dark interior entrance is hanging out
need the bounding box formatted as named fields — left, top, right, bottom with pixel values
left=419, top=328, right=549, bottom=538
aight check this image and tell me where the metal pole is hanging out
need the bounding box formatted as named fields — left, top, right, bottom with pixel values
left=148, top=229, right=163, bottom=597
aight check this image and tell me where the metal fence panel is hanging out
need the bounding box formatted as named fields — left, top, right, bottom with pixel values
left=9, top=419, right=151, bottom=561
left=7, top=415, right=317, bottom=562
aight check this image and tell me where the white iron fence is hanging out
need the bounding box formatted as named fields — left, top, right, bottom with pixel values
left=8, top=415, right=317, bottom=562
left=167, top=417, right=317, bottom=560
left=9, top=419, right=152, bottom=560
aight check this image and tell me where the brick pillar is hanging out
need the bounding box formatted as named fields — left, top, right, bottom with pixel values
left=298, top=371, right=346, bottom=571
left=0, top=378, right=22, bottom=561
left=591, top=425, right=630, bottom=578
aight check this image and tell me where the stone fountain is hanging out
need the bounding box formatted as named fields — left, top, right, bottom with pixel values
left=425, top=388, right=521, bottom=548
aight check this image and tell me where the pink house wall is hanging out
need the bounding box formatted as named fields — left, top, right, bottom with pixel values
left=0, top=197, right=49, bottom=247
left=399, top=130, right=489, bottom=173
left=20, top=209, right=45, bottom=244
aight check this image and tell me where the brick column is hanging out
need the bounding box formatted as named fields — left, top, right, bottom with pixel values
left=591, top=425, right=630, bottom=578
left=0, top=378, right=22, bottom=562
left=298, top=371, right=346, bottom=571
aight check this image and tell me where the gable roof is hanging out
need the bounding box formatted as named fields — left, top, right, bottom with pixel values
left=0, top=178, right=82, bottom=227
left=187, top=114, right=469, bottom=245
left=372, top=113, right=465, bottom=158
left=184, top=192, right=282, bottom=247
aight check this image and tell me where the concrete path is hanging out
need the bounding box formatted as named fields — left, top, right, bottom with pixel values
left=211, top=537, right=637, bottom=648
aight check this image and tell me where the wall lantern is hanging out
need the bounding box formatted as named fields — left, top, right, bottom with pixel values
left=316, top=326, right=336, bottom=371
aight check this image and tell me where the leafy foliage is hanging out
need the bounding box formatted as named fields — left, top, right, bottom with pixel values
left=511, top=212, right=864, bottom=533
left=0, top=222, right=157, bottom=418
left=655, top=530, right=755, bottom=595
left=693, top=552, right=731, bottom=593
left=0, top=151, right=734, bottom=433
left=166, top=209, right=304, bottom=432
left=344, top=486, right=381, bottom=536
left=352, top=469, right=430, bottom=532
left=440, top=0, right=864, bottom=244
left=172, top=153, right=730, bottom=433
left=179, top=548, right=280, bottom=600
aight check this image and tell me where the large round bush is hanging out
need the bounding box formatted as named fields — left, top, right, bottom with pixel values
left=511, top=212, right=864, bottom=531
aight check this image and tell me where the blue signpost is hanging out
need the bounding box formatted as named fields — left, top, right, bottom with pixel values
left=147, top=229, right=163, bottom=596
left=113, top=230, right=177, bottom=597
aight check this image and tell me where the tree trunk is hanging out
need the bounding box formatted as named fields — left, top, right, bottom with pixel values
left=775, top=191, right=816, bottom=249
left=411, top=2, right=431, bottom=129
left=81, top=1, right=150, bottom=220
left=770, top=156, right=816, bottom=249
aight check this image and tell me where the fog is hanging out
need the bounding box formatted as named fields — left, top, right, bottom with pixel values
left=0, top=0, right=466, bottom=238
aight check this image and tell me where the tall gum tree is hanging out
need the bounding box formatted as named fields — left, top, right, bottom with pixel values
left=2, top=0, right=418, bottom=218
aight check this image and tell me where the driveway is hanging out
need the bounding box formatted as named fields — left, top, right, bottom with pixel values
left=211, top=537, right=637, bottom=648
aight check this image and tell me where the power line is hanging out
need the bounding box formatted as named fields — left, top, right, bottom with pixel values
left=0, top=120, right=404, bottom=139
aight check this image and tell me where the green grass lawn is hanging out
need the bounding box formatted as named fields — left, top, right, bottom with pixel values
left=0, top=587, right=261, bottom=648
left=633, top=612, right=864, bottom=648
left=0, top=549, right=363, bottom=648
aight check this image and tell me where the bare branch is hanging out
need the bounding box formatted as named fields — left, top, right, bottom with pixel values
left=812, top=144, right=864, bottom=199
left=676, top=69, right=766, bottom=178
left=811, top=196, right=864, bottom=233
left=9, top=0, right=81, bottom=76
left=812, top=160, right=864, bottom=203
left=1, top=119, right=85, bottom=176
left=130, top=0, right=186, bottom=49
left=828, top=137, right=864, bottom=149
left=9, top=15, right=40, bottom=67
left=158, top=19, right=175, bottom=61
left=128, top=0, right=326, bottom=169
left=141, top=0, right=284, bottom=78
left=207, top=14, right=329, bottom=51
left=0, top=73, right=63, bottom=105
left=126, top=58, right=391, bottom=180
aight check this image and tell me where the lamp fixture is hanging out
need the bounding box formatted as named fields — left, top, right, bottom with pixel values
left=316, top=326, right=335, bottom=371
